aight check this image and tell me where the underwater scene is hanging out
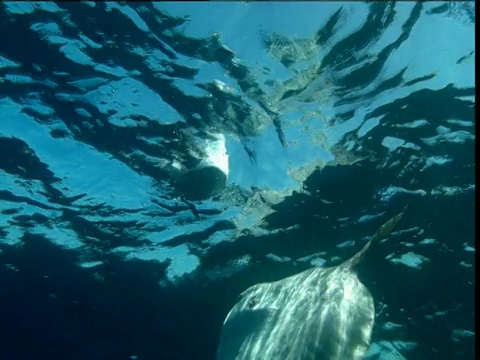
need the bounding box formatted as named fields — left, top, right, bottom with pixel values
left=0, top=2, right=475, bottom=360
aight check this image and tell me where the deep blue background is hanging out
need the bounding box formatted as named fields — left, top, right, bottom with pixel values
left=0, top=2, right=475, bottom=359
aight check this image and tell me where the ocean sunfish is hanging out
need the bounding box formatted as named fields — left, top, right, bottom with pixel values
left=217, top=212, right=404, bottom=360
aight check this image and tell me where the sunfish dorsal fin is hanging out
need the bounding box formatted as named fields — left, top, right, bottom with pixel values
left=341, top=211, right=404, bottom=270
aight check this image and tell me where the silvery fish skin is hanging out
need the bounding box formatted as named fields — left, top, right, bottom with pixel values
left=217, top=213, right=403, bottom=360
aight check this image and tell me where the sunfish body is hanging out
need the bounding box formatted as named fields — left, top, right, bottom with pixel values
left=217, top=213, right=403, bottom=360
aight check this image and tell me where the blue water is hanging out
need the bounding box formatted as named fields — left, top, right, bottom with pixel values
left=0, top=2, right=474, bottom=359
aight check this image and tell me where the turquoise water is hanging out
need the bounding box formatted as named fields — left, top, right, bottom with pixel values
left=0, top=2, right=474, bottom=359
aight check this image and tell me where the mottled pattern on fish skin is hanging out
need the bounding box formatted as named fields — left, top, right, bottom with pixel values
left=217, top=213, right=403, bottom=360
left=217, top=267, right=374, bottom=360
